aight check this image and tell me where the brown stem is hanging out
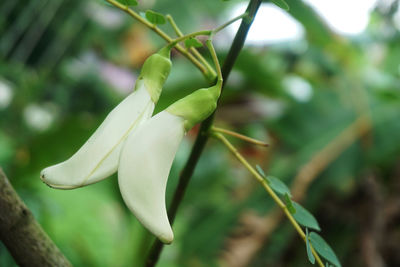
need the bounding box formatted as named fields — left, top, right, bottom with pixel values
left=0, top=168, right=71, bottom=267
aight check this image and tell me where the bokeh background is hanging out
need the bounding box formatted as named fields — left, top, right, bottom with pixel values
left=1, top=0, right=400, bottom=266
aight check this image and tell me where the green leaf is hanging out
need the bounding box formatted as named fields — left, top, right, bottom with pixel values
left=292, top=202, right=321, bottom=231
left=184, top=38, right=203, bottom=48
left=309, top=232, right=341, bottom=267
left=306, top=228, right=315, bottom=264
left=256, top=165, right=270, bottom=184
left=256, top=165, right=267, bottom=178
left=145, top=10, right=166, bottom=25
left=268, top=176, right=291, bottom=197
left=284, top=193, right=296, bottom=214
left=99, top=0, right=113, bottom=6
left=271, top=0, right=289, bottom=11
left=256, top=165, right=291, bottom=196
left=116, top=0, right=138, bottom=6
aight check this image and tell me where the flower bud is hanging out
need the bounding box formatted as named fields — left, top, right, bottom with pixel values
left=137, top=46, right=172, bottom=103
left=166, top=80, right=222, bottom=130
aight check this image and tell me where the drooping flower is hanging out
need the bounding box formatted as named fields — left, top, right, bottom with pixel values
left=40, top=47, right=172, bottom=189
left=118, top=80, right=222, bottom=243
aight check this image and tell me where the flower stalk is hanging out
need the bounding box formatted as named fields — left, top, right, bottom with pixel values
left=104, top=0, right=211, bottom=80
left=165, top=15, right=216, bottom=77
left=212, top=126, right=269, bottom=147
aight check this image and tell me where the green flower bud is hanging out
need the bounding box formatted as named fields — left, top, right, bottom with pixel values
left=136, top=46, right=172, bottom=103
left=167, top=80, right=222, bottom=131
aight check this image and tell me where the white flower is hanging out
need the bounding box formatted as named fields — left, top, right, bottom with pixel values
left=118, top=111, right=185, bottom=243
left=40, top=46, right=222, bottom=244
left=117, top=81, right=222, bottom=243
left=40, top=48, right=172, bottom=189
left=40, top=81, right=154, bottom=189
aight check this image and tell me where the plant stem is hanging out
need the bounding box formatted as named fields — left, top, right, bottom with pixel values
left=104, top=0, right=211, bottom=80
left=165, top=14, right=184, bottom=36
left=212, top=126, right=269, bottom=147
left=145, top=1, right=262, bottom=266
left=166, top=15, right=216, bottom=79
left=0, top=169, right=71, bottom=267
left=205, top=40, right=222, bottom=83
left=213, top=12, right=249, bottom=34
left=167, top=30, right=212, bottom=48
left=213, top=132, right=325, bottom=267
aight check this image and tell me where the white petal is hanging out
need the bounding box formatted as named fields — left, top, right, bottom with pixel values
left=118, top=111, right=185, bottom=244
left=41, top=82, right=154, bottom=189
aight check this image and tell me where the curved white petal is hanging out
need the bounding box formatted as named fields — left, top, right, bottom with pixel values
left=41, top=81, right=154, bottom=189
left=118, top=111, right=185, bottom=244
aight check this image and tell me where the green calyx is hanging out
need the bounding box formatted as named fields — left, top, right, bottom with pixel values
left=167, top=80, right=222, bottom=131
left=135, top=46, right=172, bottom=103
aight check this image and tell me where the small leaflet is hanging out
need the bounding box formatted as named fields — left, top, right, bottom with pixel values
left=256, top=165, right=267, bottom=179
left=145, top=10, right=166, bottom=25
left=184, top=38, right=203, bottom=48
left=268, top=176, right=291, bottom=197
left=292, top=202, right=321, bottom=231
left=117, top=0, right=138, bottom=6
left=255, top=165, right=291, bottom=196
left=306, top=228, right=316, bottom=264
left=271, top=0, right=289, bottom=11
left=284, top=193, right=296, bottom=214
left=309, top=232, right=342, bottom=267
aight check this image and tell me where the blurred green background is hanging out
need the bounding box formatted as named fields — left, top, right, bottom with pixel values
left=1, top=0, right=400, bottom=266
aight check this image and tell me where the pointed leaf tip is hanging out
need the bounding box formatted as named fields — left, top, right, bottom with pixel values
left=306, top=228, right=316, bottom=264
left=184, top=38, right=203, bottom=48
left=309, top=232, right=341, bottom=267
left=256, top=164, right=267, bottom=178
left=271, top=0, right=289, bottom=11
left=268, top=176, right=291, bottom=197
left=292, top=202, right=321, bottom=231
left=145, top=10, right=166, bottom=25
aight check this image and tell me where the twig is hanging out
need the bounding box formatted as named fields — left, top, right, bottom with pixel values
left=213, top=133, right=324, bottom=267
left=0, top=168, right=71, bottom=267
left=104, top=0, right=213, bottom=80
left=212, top=126, right=269, bottom=147
left=220, top=115, right=371, bottom=267
left=165, top=14, right=216, bottom=79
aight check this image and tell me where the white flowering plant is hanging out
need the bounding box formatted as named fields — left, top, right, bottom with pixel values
left=39, top=0, right=341, bottom=266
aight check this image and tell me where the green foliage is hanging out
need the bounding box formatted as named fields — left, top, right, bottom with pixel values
left=268, top=176, right=291, bottom=196
left=309, top=232, right=341, bottom=267
left=117, top=0, right=138, bottom=6
left=255, top=165, right=291, bottom=196
left=292, top=202, right=320, bottom=231
left=256, top=164, right=267, bottom=178
left=284, top=193, right=296, bottom=214
left=270, top=0, right=290, bottom=11
left=256, top=165, right=292, bottom=197
left=145, top=10, right=166, bottom=25
left=306, top=228, right=316, bottom=264
left=184, top=38, right=203, bottom=48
